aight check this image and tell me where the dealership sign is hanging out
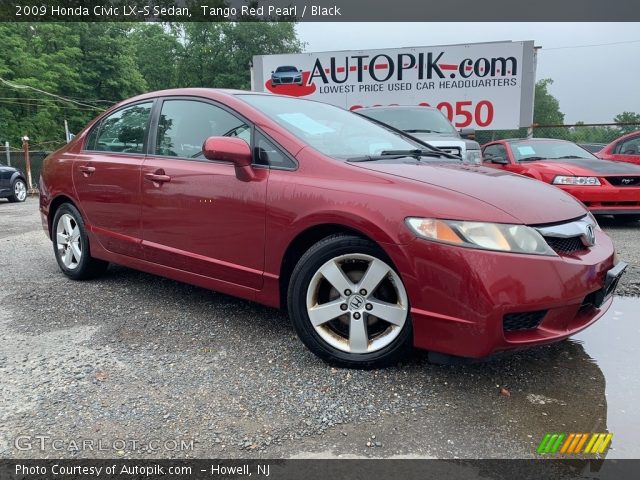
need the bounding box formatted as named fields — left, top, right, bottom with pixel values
left=252, top=41, right=536, bottom=130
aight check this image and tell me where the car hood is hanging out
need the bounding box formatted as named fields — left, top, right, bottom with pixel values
left=529, top=158, right=640, bottom=175
left=351, top=161, right=587, bottom=225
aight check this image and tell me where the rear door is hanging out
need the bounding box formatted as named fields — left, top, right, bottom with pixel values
left=73, top=101, right=153, bottom=257
left=140, top=97, right=268, bottom=289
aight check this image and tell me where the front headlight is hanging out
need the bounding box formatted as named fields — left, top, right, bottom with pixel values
left=552, top=176, right=601, bottom=186
left=405, top=218, right=556, bottom=256
left=465, top=149, right=482, bottom=164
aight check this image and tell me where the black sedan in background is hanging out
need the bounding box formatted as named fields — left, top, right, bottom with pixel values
left=0, top=163, right=27, bottom=202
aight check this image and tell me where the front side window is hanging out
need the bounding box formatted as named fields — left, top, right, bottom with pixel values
left=616, top=136, right=640, bottom=156
left=254, top=132, right=296, bottom=169
left=238, top=94, right=425, bottom=160
left=155, top=100, right=249, bottom=159
left=88, top=102, right=152, bottom=154
left=483, top=144, right=508, bottom=162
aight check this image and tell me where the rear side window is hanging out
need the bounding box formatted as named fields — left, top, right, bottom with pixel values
left=155, top=100, right=249, bottom=159
left=87, top=102, right=152, bottom=154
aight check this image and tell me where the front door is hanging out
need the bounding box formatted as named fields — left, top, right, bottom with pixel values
left=141, top=98, right=267, bottom=289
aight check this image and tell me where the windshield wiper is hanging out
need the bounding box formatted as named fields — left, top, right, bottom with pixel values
left=403, top=129, right=436, bottom=133
left=382, top=148, right=460, bottom=159
left=347, top=149, right=459, bottom=162
left=554, top=155, right=587, bottom=159
left=519, top=156, right=546, bottom=162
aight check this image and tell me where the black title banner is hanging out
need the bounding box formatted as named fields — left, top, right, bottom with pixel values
left=1, top=0, right=639, bottom=22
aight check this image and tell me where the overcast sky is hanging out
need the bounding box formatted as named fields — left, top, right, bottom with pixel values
left=296, top=22, right=640, bottom=124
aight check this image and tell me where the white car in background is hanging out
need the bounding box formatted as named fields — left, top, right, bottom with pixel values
left=357, top=105, right=482, bottom=164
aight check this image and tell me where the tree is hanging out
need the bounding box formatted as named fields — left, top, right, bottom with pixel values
left=533, top=79, right=564, bottom=126
left=176, top=22, right=303, bottom=89
left=0, top=21, right=303, bottom=149
left=131, top=24, right=181, bottom=91
left=614, top=112, right=640, bottom=135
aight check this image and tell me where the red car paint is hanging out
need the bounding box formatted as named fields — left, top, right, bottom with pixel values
left=40, top=89, right=620, bottom=358
left=597, top=130, right=640, bottom=166
left=482, top=138, right=640, bottom=216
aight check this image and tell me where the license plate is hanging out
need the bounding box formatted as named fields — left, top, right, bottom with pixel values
left=593, top=261, right=628, bottom=307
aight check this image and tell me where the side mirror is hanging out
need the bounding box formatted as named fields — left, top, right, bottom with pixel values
left=202, top=136, right=254, bottom=181
left=459, top=128, right=476, bottom=140
left=489, top=156, right=508, bottom=165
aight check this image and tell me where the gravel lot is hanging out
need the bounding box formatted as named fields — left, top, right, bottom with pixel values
left=1, top=197, right=639, bottom=459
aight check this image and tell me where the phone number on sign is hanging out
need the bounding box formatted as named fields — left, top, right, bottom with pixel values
left=351, top=100, right=495, bottom=128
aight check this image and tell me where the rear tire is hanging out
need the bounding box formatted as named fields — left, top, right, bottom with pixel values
left=7, top=178, right=27, bottom=202
left=52, top=203, right=109, bottom=280
left=288, top=234, right=412, bottom=368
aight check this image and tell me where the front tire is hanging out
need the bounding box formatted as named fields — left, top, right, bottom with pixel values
left=52, top=203, right=109, bottom=280
left=8, top=178, right=27, bottom=202
left=288, top=234, right=412, bottom=368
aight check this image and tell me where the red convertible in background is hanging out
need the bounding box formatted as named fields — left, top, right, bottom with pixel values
left=596, top=130, right=640, bottom=166
left=482, top=138, right=640, bottom=220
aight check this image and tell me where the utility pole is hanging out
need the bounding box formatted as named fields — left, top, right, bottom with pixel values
left=4, top=141, right=9, bottom=166
left=21, top=135, right=33, bottom=190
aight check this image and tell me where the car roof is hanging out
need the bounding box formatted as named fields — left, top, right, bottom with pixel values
left=504, top=138, right=574, bottom=144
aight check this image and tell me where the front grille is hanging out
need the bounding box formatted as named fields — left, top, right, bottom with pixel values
left=544, top=236, right=586, bottom=255
left=503, top=310, right=547, bottom=332
left=607, top=176, right=640, bottom=187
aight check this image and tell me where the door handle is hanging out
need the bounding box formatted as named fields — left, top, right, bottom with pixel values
left=144, top=173, right=171, bottom=183
left=78, top=165, right=95, bottom=176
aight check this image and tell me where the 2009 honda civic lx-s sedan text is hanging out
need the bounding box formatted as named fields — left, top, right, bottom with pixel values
left=39, top=89, right=627, bottom=368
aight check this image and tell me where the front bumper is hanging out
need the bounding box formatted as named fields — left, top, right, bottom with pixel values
left=386, top=229, right=620, bottom=358
left=560, top=185, right=640, bottom=214
left=271, top=77, right=303, bottom=85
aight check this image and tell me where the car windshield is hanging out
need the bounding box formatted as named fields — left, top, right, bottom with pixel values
left=358, top=107, right=458, bottom=135
left=511, top=141, right=598, bottom=162
left=239, top=95, right=443, bottom=160
left=275, top=66, right=298, bottom=73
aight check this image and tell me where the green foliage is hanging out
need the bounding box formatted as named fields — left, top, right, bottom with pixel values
left=614, top=112, right=640, bottom=135
left=477, top=79, right=639, bottom=145
left=0, top=21, right=302, bottom=150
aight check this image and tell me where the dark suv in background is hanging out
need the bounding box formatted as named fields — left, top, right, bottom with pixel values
left=0, top=163, right=27, bottom=202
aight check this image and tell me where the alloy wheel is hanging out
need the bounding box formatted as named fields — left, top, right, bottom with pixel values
left=56, top=213, right=82, bottom=270
left=305, top=253, right=408, bottom=354
left=14, top=180, right=27, bottom=201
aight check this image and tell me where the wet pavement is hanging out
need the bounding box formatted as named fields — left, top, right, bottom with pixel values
left=1, top=197, right=639, bottom=459
left=571, top=296, right=640, bottom=458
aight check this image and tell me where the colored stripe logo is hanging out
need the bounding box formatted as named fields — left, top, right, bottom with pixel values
left=537, top=433, right=612, bottom=454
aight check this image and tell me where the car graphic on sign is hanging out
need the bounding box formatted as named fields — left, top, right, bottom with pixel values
left=270, top=66, right=303, bottom=87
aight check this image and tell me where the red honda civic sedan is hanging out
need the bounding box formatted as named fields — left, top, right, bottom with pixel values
left=39, top=89, right=626, bottom=367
